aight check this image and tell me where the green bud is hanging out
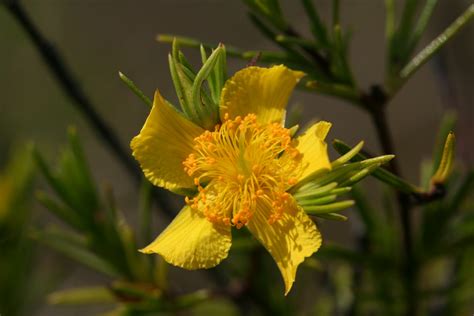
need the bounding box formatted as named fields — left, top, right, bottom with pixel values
left=431, top=132, right=455, bottom=185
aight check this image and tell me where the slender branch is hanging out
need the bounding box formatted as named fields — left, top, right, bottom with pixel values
left=393, top=4, right=474, bottom=95
left=3, top=0, right=175, bottom=216
left=362, top=85, right=417, bottom=315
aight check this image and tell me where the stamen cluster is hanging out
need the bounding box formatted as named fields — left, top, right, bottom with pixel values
left=183, top=113, right=302, bottom=228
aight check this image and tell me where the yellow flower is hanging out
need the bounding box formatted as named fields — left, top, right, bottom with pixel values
left=131, top=65, right=332, bottom=294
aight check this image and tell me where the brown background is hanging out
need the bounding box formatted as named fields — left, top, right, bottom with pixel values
left=1, top=1, right=473, bottom=314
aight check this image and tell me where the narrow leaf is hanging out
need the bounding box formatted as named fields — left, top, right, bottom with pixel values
left=400, top=5, right=474, bottom=83
left=333, top=139, right=421, bottom=194
left=331, top=141, right=364, bottom=168
left=315, top=212, right=348, bottom=221
left=48, top=287, right=115, bottom=305
left=118, top=72, right=152, bottom=107
left=304, top=200, right=354, bottom=214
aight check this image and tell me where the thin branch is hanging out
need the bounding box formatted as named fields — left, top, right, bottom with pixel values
left=3, top=0, right=175, bottom=216
left=362, top=86, right=418, bottom=316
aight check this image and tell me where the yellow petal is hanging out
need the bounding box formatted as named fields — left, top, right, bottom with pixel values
left=293, top=121, right=332, bottom=182
left=247, top=200, right=322, bottom=294
left=131, top=90, right=204, bottom=192
left=140, top=206, right=232, bottom=269
left=220, top=65, right=305, bottom=124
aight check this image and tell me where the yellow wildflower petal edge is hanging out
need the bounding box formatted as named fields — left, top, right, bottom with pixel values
left=131, top=90, right=204, bottom=193
left=140, top=206, right=232, bottom=269
left=220, top=65, right=305, bottom=124
left=247, top=200, right=322, bottom=295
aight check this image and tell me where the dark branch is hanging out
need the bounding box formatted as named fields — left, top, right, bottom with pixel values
left=4, top=0, right=175, bottom=217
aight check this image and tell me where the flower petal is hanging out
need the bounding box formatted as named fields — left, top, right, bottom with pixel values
left=220, top=65, right=305, bottom=124
left=247, top=200, right=322, bottom=294
left=131, top=90, right=204, bottom=192
left=294, top=121, right=332, bottom=182
left=140, top=206, right=232, bottom=269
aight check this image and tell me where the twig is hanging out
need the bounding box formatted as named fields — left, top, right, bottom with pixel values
left=362, top=85, right=418, bottom=315
left=3, top=0, right=175, bottom=216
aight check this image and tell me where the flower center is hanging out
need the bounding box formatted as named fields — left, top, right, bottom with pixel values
left=183, top=113, right=302, bottom=228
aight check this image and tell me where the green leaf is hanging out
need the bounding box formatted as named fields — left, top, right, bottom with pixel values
left=298, top=194, right=337, bottom=206
left=36, top=191, right=85, bottom=231
left=157, top=34, right=244, bottom=58
left=333, top=139, right=421, bottom=194
left=169, top=41, right=197, bottom=120
left=118, top=72, right=152, bottom=107
left=191, top=45, right=224, bottom=129
left=317, top=243, right=365, bottom=262
left=32, top=146, right=74, bottom=209
left=48, top=286, right=115, bottom=305
left=304, top=200, right=354, bottom=215
left=332, top=0, right=340, bottom=28
left=406, top=0, right=439, bottom=59
left=331, top=140, right=364, bottom=168
left=398, top=5, right=474, bottom=88
left=173, top=289, right=210, bottom=310
left=32, top=228, right=122, bottom=278
left=304, top=80, right=360, bottom=104
left=242, top=0, right=287, bottom=31
left=394, top=0, right=421, bottom=61
left=275, top=34, right=318, bottom=50
left=448, top=171, right=474, bottom=212
left=293, top=182, right=338, bottom=200
left=300, top=0, right=329, bottom=47
left=247, top=13, right=323, bottom=77
left=315, top=212, right=348, bottom=221
left=384, top=0, right=395, bottom=44
left=339, top=163, right=382, bottom=187
left=138, top=180, right=153, bottom=246
left=330, top=24, right=354, bottom=85
left=351, top=186, right=378, bottom=234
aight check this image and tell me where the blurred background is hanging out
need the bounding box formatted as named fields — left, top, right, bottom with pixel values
left=0, top=1, right=473, bottom=315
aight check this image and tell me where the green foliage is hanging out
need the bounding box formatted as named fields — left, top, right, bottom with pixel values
left=0, top=146, right=40, bottom=316
left=33, top=129, right=208, bottom=314
left=292, top=141, right=394, bottom=221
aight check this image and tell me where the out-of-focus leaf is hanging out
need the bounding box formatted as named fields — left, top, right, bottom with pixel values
left=48, top=287, right=115, bottom=305
left=398, top=5, right=474, bottom=88
left=315, top=212, right=348, bottom=221
left=32, top=228, right=122, bottom=278
left=405, top=0, right=439, bottom=59
left=242, top=0, right=287, bottom=31
left=448, top=171, right=474, bottom=212
left=173, top=289, right=210, bottom=310
left=36, top=191, right=85, bottom=231
left=157, top=34, right=244, bottom=58
left=300, top=0, right=329, bottom=47
left=351, top=186, right=378, bottom=234
left=191, top=298, right=240, bottom=316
